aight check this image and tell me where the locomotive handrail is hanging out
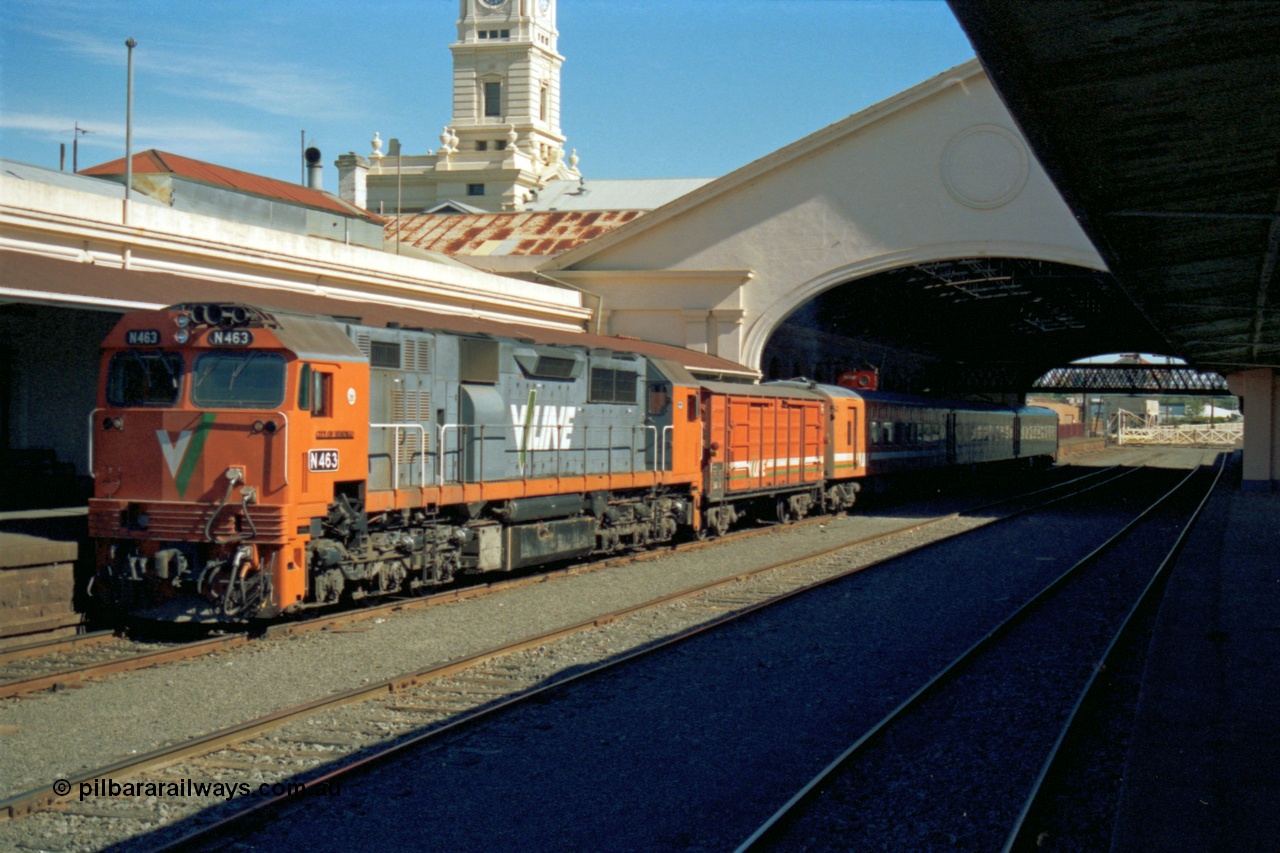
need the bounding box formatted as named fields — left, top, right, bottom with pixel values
left=437, top=424, right=459, bottom=485
left=87, top=408, right=101, bottom=478
left=435, top=422, right=661, bottom=485
left=274, top=411, right=289, bottom=488
left=371, top=423, right=429, bottom=490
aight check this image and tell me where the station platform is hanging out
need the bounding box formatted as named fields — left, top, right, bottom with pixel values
left=1113, top=451, right=1280, bottom=850
left=0, top=508, right=86, bottom=648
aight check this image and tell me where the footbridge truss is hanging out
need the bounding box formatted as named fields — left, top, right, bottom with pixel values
left=1032, top=365, right=1231, bottom=395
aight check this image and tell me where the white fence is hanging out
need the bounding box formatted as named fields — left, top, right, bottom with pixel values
left=1113, top=410, right=1243, bottom=446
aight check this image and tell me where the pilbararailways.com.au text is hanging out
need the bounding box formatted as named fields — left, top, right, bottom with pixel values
left=54, top=777, right=341, bottom=802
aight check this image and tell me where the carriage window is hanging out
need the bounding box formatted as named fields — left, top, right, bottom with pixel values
left=191, top=352, right=286, bottom=409
left=106, top=351, right=183, bottom=407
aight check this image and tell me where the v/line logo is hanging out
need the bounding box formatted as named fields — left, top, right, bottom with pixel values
left=511, top=390, right=578, bottom=468
left=155, top=413, right=217, bottom=497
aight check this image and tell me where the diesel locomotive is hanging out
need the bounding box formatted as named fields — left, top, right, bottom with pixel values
left=88, top=302, right=1057, bottom=623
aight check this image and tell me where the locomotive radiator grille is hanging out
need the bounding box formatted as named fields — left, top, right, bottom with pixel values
left=88, top=500, right=291, bottom=544
left=392, top=388, right=431, bottom=463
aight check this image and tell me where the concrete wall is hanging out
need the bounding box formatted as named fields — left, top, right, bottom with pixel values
left=1230, top=368, right=1280, bottom=488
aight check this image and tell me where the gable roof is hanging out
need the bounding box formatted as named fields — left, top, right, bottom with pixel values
left=522, top=177, right=714, bottom=212
left=542, top=59, right=987, bottom=271
left=425, top=200, right=489, bottom=215
left=81, top=149, right=383, bottom=223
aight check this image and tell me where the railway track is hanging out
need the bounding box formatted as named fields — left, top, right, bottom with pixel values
left=0, top=631, right=255, bottom=702
left=737, top=451, right=1224, bottom=851
left=0, top=457, right=1135, bottom=704
left=0, top=454, right=1199, bottom=850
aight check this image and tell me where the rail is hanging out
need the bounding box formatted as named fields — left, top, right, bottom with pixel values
left=0, top=461, right=1142, bottom=840
left=734, top=457, right=1219, bottom=851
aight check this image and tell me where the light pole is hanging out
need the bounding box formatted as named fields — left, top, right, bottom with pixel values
left=67, top=122, right=94, bottom=172
left=124, top=37, right=136, bottom=223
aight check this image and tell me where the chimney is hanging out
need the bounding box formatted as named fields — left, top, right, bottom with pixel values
left=336, top=152, right=368, bottom=208
left=305, top=144, right=323, bottom=190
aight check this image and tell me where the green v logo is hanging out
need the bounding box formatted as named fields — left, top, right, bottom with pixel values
left=156, top=413, right=216, bottom=497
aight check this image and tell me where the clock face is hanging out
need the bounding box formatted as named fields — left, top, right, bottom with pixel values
left=479, top=0, right=505, bottom=8
left=539, top=0, right=550, bottom=10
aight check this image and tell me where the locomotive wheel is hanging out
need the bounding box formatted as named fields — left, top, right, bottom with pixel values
left=712, top=507, right=731, bottom=538
left=775, top=496, right=792, bottom=524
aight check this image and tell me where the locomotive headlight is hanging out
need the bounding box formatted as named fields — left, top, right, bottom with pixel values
left=174, top=312, right=191, bottom=328
left=174, top=328, right=190, bottom=344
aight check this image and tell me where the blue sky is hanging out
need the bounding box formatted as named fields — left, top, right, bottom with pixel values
left=0, top=0, right=975, bottom=184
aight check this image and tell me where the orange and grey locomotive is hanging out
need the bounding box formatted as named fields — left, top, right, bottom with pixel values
left=88, top=302, right=1056, bottom=623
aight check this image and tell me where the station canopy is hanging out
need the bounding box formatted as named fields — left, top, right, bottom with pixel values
left=947, top=0, right=1280, bottom=376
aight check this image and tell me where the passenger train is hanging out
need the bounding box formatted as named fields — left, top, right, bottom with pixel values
left=88, top=303, right=1057, bottom=622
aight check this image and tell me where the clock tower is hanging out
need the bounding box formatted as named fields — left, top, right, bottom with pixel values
left=337, top=0, right=578, bottom=213
left=452, top=0, right=569, bottom=176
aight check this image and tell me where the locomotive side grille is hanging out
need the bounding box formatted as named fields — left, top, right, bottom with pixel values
left=355, top=332, right=371, bottom=357
left=391, top=389, right=430, bottom=461
left=370, top=341, right=401, bottom=368
left=402, top=338, right=430, bottom=371
left=89, top=501, right=291, bottom=544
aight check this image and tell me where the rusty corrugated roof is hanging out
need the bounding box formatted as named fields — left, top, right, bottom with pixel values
left=390, top=210, right=644, bottom=257
left=81, top=150, right=383, bottom=223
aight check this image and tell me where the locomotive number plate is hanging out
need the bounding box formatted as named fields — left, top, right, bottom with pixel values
left=206, top=329, right=254, bottom=346
left=308, top=449, right=340, bottom=472
left=126, top=329, right=161, bottom=346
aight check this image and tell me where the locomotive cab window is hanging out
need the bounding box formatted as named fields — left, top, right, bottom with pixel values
left=647, top=382, right=670, bottom=415
left=106, top=351, right=183, bottom=407
left=298, top=364, right=331, bottom=416
left=191, top=351, right=286, bottom=409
